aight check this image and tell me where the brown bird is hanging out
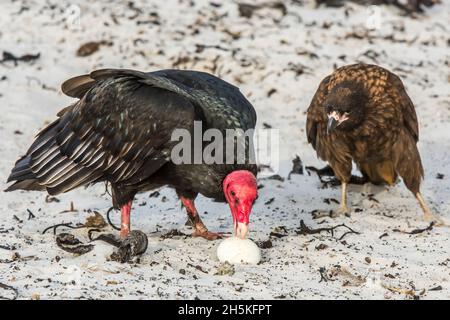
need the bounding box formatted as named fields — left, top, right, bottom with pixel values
left=306, top=63, right=443, bottom=224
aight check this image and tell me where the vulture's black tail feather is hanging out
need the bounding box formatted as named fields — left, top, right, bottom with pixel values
left=5, top=118, right=62, bottom=193
left=5, top=155, right=42, bottom=191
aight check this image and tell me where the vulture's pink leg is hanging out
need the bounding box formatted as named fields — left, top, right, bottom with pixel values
left=120, top=201, right=132, bottom=239
left=179, top=196, right=222, bottom=240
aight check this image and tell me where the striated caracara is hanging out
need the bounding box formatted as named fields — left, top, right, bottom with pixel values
left=306, top=63, right=443, bottom=224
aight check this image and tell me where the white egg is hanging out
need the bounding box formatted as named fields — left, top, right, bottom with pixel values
left=217, top=237, right=261, bottom=264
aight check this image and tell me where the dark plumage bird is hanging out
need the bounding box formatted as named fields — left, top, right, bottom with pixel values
left=6, top=69, right=258, bottom=240
left=306, top=63, right=443, bottom=224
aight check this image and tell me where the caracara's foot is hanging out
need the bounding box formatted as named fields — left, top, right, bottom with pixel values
left=331, top=205, right=351, bottom=218
left=423, top=212, right=447, bottom=227
left=415, top=193, right=448, bottom=227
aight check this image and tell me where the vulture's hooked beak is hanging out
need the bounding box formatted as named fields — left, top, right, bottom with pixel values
left=327, top=111, right=348, bottom=134
left=233, top=200, right=252, bottom=239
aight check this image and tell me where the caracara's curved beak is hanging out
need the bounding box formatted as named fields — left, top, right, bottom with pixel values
left=327, top=111, right=348, bottom=134
left=327, top=116, right=339, bottom=134
left=235, top=222, right=249, bottom=239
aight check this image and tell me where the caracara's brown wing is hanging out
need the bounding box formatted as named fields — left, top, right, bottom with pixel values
left=6, top=72, right=196, bottom=195
left=388, top=72, right=419, bottom=142
left=306, top=75, right=330, bottom=150
left=306, top=74, right=335, bottom=163
left=306, top=73, right=353, bottom=180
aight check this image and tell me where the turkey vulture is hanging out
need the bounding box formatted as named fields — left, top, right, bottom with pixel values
left=6, top=69, right=258, bottom=240
left=306, top=63, right=443, bottom=224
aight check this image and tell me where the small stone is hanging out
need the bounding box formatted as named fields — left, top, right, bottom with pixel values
left=315, top=243, right=328, bottom=251
left=31, top=293, right=40, bottom=300
left=215, top=262, right=235, bottom=276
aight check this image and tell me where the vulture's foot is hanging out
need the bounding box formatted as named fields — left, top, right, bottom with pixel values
left=192, top=224, right=223, bottom=240
left=110, top=230, right=148, bottom=263
left=192, top=229, right=223, bottom=240
left=120, top=227, right=130, bottom=240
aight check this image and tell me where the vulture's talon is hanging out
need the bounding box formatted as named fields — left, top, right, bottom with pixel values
left=192, top=229, right=223, bottom=241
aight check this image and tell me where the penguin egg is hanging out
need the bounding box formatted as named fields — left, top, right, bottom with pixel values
left=217, top=237, right=261, bottom=264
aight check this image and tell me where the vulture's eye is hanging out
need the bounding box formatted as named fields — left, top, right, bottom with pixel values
left=230, top=190, right=236, bottom=197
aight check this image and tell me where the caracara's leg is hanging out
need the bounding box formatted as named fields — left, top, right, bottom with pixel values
left=391, top=131, right=446, bottom=226
left=179, top=196, right=222, bottom=240
left=120, top=201, right=132, bottom=239
left=415, top=193, right=445, bottom=226
left=335, top=182, right=351, bottom=217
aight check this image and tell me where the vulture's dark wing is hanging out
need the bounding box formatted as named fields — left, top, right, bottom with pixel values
left=6, top=72, right=196, bottom=194
left=62, top=69, right=256, bottom=131
left=61, top=74, right=95, bottom=99
left=148, top=69, right=257, bottom=131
